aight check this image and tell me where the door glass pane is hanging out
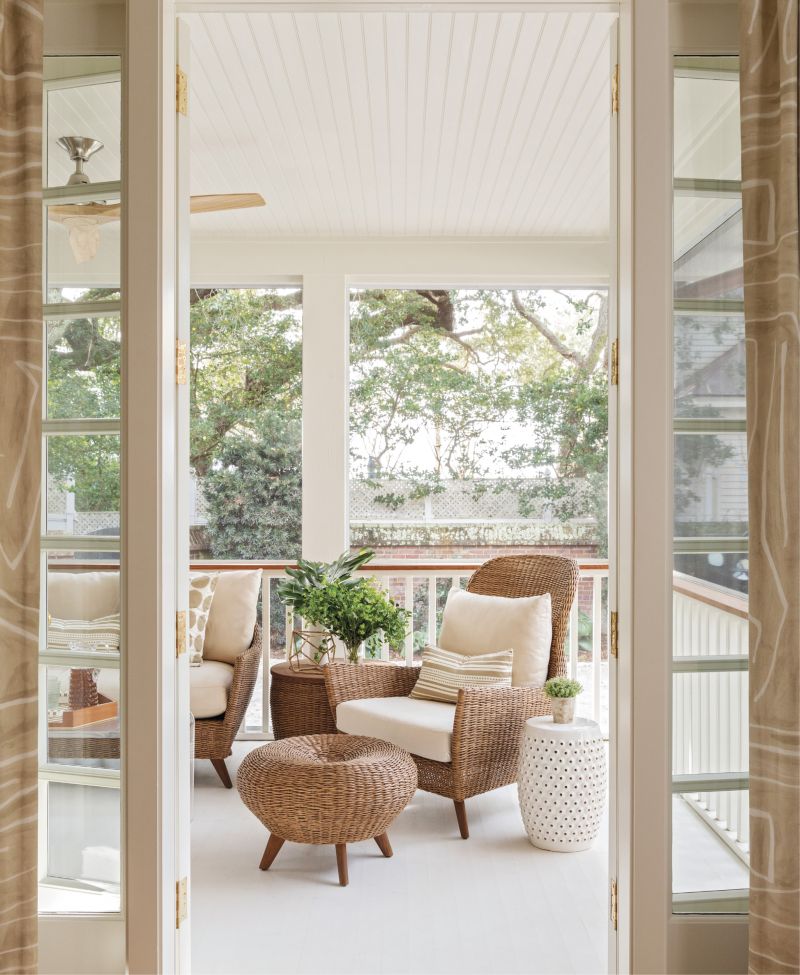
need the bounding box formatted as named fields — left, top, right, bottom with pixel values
left=46, top=312, right=121, bottom=420
left=672, top=55, right=748, bottom=914
left=40, top=56, right=122, bottom=916
left=46, top=435, right=120, bottom=539
left=39, top=782, right=120, bottom=915
left=45, top=665, right=120, bottom=770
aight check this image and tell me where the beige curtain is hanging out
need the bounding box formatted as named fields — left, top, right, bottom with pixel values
left=740, top=1, right=800, bottom=972
left=0, top=1, right=43, bottom=972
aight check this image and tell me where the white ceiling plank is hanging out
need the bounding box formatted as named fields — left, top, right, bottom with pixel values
left=183, top=9, right=616, bottom=238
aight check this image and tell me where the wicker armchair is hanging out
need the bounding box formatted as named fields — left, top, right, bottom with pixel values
left=195, top=624, right=262, bottom=788
left=325, top=555, right=579, bottom=838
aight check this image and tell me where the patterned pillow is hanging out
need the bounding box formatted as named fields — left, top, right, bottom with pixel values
left=48, top=614, right=121, bottom=652
left=189, top=572, right=218, bottom=666
left=409, top=644, right=513, bottom=704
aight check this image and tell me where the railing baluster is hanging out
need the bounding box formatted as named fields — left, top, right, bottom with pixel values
left=427, top=575, right=437, bottom=646
left=591, top=575, right=602, bottom=725
left=404, top=576, right=414, bottom=665
left=568, top=599, right=579, bottom=682
left=261, top=571, right=270, bottom=736
left=380, top=573, right=390, bottom=661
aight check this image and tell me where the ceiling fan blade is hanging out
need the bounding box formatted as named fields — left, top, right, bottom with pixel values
left=190, top=193, right=265, bottom=214
left=48, top=202, right=121, bottom=219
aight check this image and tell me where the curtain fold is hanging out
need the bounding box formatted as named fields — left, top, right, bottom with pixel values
left=740, top=2, right=800, bottom=972
left=0, top=1, right=43, bottom=972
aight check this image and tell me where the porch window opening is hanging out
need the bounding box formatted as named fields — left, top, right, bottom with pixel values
left=188, top=286, right=302, bottom=732
left=348, top=287, right=609, bottom=730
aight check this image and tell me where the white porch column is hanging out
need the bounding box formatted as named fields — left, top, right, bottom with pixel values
left=301, top=273, right=349, bottom=561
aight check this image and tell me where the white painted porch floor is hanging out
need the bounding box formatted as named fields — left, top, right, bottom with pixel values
left=191, top=742, right=609, bottom=975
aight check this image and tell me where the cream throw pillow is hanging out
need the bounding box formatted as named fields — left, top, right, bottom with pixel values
left=438, top=588, right=552, bottom=688
left=203, top=569, right=261, bottom=665
left=410, top=645, right=513, bottom=704
left=188, top=573, right=218, bottom=666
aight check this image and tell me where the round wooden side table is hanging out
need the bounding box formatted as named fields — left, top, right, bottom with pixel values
left=517, top=716, right=606, bottom=852
left=269, top=662, right=337, bottom=739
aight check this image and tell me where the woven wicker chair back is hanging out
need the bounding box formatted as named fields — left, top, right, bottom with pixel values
left=465, top=554, right=579, bottom=681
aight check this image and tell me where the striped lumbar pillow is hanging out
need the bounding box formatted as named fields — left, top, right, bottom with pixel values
left=410, top=644, right=513, bottom=705
left=48, top=614, right=121, bottom=652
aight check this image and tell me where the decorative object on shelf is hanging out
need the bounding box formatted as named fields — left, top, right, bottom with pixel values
left=269, top=662, right=337, bottom=739
left=69, top=668, right=98, bottom=710
left=279, top=548, right=409, bottom=666
left=237, top=733, right=417, bottom=887
left=543, top=676, right=583, bottom=724
left=518, top=716, right=606, bottom=852
left=49, top=668, right=118, bottom=730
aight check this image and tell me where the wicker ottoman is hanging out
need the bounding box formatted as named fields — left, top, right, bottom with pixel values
left=237, top=734, right=417, bottom=886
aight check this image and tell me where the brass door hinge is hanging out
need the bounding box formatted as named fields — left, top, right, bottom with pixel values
left=176, top=610, right=188, bottom=658
left=176, top=66, right=188, bottom=116
left=610, top=878, right=618, bottom=930
left=610, top=339, right=619, bottom=386
left=176, top=340, right=188, bottom=385
left=611, top=64, right=620, bottom=115
left=610, top=610, right=618, bottom=658
left=176, top=877, right=188, bottom=927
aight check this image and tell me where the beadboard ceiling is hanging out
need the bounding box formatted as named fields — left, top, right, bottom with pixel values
left=184, top=10, right=617, bottom=239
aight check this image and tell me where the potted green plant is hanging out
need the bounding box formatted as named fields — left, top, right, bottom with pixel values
left=301, top=578, right=409, bottom=664
left=543, top=676, right=583, bottom=724
left=277, top=549, right=409, bottom=666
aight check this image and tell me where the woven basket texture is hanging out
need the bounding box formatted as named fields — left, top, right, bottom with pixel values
left=237, top=734, right=417, bottom=845
left=195, top=624, right=262, bottom=760
left=270, top=665, right=337, bottom=739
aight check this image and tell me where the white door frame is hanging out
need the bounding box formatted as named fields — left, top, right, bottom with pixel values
left=124, top=1, right=181, bottom=971
left=120, top=2, right=749, bottom=972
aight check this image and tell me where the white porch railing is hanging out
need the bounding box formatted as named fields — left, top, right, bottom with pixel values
left=671, top=573, right=749, bottom=860
left=184, top=559, right=610, bottom=740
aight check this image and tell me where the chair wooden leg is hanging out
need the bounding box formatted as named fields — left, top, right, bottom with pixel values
left=454, top=799, right=469, bottom=839
left=374, top=832, right=393, bottom=858
left=211, top=758, right=232, bottom=789
left=259, top=834, right=285, bottom=871
left=335, top=843, right=349, bottom=886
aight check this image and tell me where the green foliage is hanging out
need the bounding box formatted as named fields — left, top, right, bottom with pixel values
left=300, top=579, right=410, bottom=663
left=543, top=676, right=583, bottom=699
left=277, top=548, right=375, bottom=615
left=49, top=285, right=615, bottom=558
left=202, top=415, right=302, bottom=560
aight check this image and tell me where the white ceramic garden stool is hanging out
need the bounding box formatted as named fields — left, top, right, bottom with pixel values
left=518, top=716, right=606, bottom=852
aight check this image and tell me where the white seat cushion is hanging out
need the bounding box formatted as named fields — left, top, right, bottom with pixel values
left=189, top=660, right=235, bottom=718
left=96, top=659, right=235, bottom=720
left=336, top=696, right=456, bottom=763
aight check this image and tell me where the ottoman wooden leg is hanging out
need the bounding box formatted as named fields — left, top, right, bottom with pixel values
left=374, top=833, right=393, bottom=858
left=259, top=834, right=285, bottom=871
left=335, top=844, right=349, bottom=887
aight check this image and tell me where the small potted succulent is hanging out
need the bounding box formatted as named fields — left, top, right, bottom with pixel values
left=543, top=677, right=583, bottom=724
